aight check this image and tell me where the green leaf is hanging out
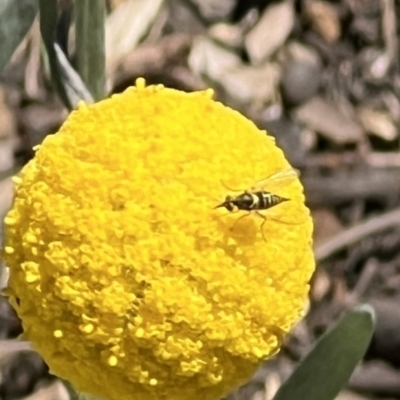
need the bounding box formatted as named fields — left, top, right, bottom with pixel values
left=75, top=0, right=106, bottom=101
left=0, top=0, right=38, bottom=72
left=272, top=305, right=375, bottom=400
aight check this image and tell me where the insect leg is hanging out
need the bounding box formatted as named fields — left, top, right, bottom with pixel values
left=256, top=211, right=268, bottom=242
left=214, top=210, right=235, bottom=221
left=214, top=207, right=242, bottom=224
left=229, top=212, right=251, bottom=233
left=265, top=211, right=307, bottom=226
left=256, top=211, right=303, bottom=242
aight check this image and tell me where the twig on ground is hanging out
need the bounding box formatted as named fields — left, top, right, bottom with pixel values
left=315, top=207, right=400, bottom=262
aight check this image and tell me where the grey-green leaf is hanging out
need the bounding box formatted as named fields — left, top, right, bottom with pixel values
left=0, top=0, right=38, bottom=72
left=272, top=305, right=375, bottom=400
left=75, top=0, right=106, bottom=101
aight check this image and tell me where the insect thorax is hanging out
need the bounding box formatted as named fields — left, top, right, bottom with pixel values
left=232, top=192, right=257, bottom=210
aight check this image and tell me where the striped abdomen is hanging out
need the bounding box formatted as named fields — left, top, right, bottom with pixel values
left=252, top=191, right=289, bottom=211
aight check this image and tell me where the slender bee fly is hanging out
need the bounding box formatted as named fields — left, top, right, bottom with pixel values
left=214, top=191, right=289, bottom=213
left=214, top=168, right=299, bottom=240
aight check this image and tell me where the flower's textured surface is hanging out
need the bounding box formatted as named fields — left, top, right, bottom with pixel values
left=3, top=79, right=314, bottom=400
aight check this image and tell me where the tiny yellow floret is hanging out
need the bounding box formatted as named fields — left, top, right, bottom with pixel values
left=108, top=356, right=118, bottom=367
left=82, top=323, right=94, bottom=334
left=54, top=330, right=63, bottom=338
left=3, top=79, right=314, bottom=400
left=11, top=176, right=22, bottom=185
left=4, top=247, right=14, bottom=255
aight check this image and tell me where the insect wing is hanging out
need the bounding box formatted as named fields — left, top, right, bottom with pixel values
left=254, top=168, right=300, bottom=191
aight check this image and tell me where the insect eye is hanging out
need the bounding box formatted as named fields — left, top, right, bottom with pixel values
left=227, top=203, right=234, bottom=212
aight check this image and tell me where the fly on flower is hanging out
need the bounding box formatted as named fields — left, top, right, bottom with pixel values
left=214, top=167, right=299, bottom=240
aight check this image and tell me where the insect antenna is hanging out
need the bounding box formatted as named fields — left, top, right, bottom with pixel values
left=220, top=179, right=245, bottom=193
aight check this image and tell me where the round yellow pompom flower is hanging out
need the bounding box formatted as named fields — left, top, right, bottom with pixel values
left=3, top=79, right=314, bottom=400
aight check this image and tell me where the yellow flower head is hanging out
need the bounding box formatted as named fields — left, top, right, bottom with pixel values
left=3, top=79, right=314, bottom=400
